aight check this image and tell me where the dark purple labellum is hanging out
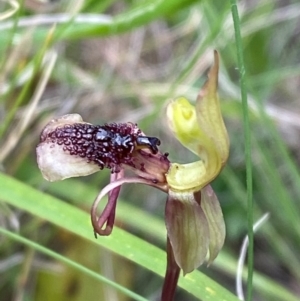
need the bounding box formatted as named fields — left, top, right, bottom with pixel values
left=44, top=122, right=161, bottom=173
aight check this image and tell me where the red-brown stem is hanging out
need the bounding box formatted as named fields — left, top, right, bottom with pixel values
left=161, top=237, right=180, bottom=301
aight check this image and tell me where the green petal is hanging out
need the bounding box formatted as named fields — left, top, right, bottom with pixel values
left=196, top=50, right=229, bottom=166
left=165, top=51, right=230, bottom=192
left=201, top=185, right=225, bottom=265
left=166, top=97, right=218, bottom=164
left=165, top=191, right=209, bottom=275
left=166, top=161, right=218, bottom=192
left=165, top=99, right=222, bottom=191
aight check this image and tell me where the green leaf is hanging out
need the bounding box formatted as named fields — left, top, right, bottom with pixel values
left=0, top=172, right=239, bottom=301
left=0, top=227, right=148, bottom=301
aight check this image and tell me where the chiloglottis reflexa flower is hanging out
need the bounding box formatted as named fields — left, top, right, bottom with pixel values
left=36, top=50, right=229, bottom=301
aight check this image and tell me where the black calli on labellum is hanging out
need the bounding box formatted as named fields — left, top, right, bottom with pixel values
left=36, top=114, right=170, bottom=237
left=42, top=122, right=161, bottom=172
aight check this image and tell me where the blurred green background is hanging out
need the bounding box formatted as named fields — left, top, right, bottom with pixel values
left=1, top=0, right=300, bottom=300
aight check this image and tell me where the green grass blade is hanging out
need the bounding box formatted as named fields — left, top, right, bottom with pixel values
left=230, top=1, right=254, bottom=300
left=0, top=227, right=148, bottom=301
left=48, top=178, right=300, bottom=301
left=216, top=252, right=300, bottom=301
left=0, top=27, right=54, bottom=139
left=0, top=0, right=198, bottom=46
left=0, top=172, right=239, bottom=301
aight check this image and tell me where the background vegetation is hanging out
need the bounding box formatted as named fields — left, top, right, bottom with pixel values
left=1, top=0, right=300, bottom=300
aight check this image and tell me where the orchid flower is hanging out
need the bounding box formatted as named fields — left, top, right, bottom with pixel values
left=36, top=50, right=229, bottom=301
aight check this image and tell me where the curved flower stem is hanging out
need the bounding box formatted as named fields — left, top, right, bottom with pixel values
left=93, top=193, right=117, bottom=237
left=93, top=171, right=124, bottom=237
left=161, top=237, right=180, bottom=301
left=91, top=174, right=168, bottom=237
left=103, top=184, right=120, bottom=234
